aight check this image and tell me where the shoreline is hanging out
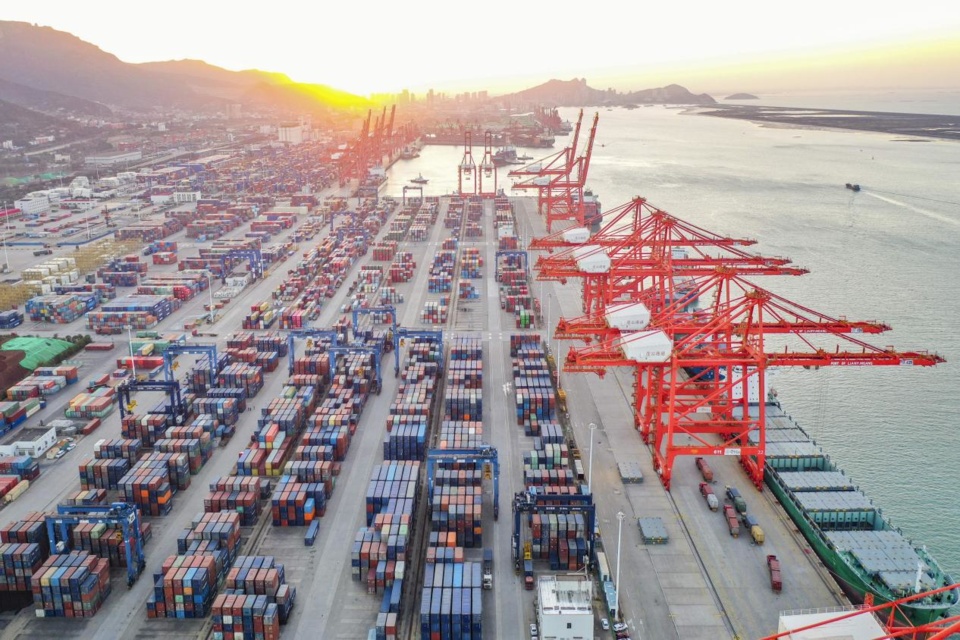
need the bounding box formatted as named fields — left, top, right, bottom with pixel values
left=691, top=104, right=960, bottom=142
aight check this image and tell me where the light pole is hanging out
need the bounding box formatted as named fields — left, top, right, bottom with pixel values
left=1, top=202, right=9, bottom=271
left=615, top=510, right=626, bottom=622
left=588, top=422, right=598, bottom=493
left=126, top=325, right=137, bottom=381
left=206, top=272, right=214, bottom=319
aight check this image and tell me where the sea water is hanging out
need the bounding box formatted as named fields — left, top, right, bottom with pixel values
left=385, top=104, right=960, bottom=583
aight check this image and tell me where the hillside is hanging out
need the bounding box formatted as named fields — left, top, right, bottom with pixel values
left=0, top=21, right=367, bottom=112
left=0, top=77, right=112, bottom=117
left=502, top=78, right=715, bottom=106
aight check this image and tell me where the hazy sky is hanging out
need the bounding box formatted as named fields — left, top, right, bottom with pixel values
left=4, top=1, right=960, bottom=95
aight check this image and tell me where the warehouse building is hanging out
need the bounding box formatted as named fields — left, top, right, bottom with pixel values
left=537, top=574, right=594, bottom=640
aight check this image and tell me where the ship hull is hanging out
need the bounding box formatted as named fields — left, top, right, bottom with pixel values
left=765, top=468, right=953, bottom=627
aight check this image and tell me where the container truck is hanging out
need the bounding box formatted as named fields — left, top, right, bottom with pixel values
left=523, top=559, right=534, bottom=590
left=695, top=457, right=713, bottom=482
left=699, top=482, right=719, bottom=511
left=725, top=486, right=747, bottom=514
left=767, top=554, right=782, bottom=592
left=483, top=548, right=493, bottom=590
left=741, top=514, right=764, bottom=544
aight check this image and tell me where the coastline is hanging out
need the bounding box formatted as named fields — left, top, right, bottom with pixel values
left=690, top=104, right=960, bottom=142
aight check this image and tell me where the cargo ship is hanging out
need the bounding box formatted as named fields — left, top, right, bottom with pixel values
left=752, top=398, right=959, bottom=626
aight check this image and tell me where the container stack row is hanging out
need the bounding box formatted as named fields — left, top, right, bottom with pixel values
left=353, top=461, right=420, bottom=639
left=383, top=338, right=442, bottom=461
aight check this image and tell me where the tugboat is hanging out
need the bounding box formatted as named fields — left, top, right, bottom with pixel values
left=410, top=174, right=428, bottom=185
left=845, top=183, right=861, bottom=192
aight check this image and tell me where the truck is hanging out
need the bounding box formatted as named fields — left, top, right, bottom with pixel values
left=767, top=554, right=782, bottom=592
left=699, top=482, right=719, bottom=511
left=523, top=559, right=534, bottom=590
left=695, top=457, right=713, bottom=482
left=723, top=504, right=740, bottom=537
left=741, top=514, right=764, bottom=544
left=725, top=486, right=747, bottom=514
left=482, top=548, right=493, bottom=590
left=0, top=309, right=23, bottom=329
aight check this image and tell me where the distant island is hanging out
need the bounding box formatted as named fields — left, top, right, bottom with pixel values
left=699, top=104, right=960, bottom=141
left=725, top=93, right=759, bottom=100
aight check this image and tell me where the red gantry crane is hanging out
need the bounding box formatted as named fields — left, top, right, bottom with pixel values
left=562, top=271, right=942, bottom=489
left=479, top=131, right=498, bottom=197
left=338, top=109, right=373, bottom=185
left=761, top=582, right=960, bottom=639
left=535, top=198, right=806, bottom=318
left=509, top=111, right=599, bottom=232
left=459, top=131, right=477, bottom=196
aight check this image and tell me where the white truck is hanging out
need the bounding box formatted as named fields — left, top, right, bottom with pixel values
left=482, top=548, right=493, bottom=589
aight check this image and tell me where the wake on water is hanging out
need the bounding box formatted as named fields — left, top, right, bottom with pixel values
left=863, top=191, right=960, bottom=228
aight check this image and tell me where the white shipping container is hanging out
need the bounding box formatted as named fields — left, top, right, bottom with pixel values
left=605, top=302, right=651, bottom=331
left=573, top=245, right=611, bottom=274
left=620, top=330, right=673, bottom=363
left=561, top=227, right=590, bottom=244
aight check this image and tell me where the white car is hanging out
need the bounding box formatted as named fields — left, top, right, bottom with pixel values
left=601, top=618, right=610, bottom=630
left=530, top=623, right=538, bottom=637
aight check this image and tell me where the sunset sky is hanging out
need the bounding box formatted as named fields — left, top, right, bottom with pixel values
left=4, top=1, right=960, bottom=96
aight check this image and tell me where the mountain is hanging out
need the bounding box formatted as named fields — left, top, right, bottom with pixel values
left=0, top=98, right=68, bottom=141
left=0, top=21, right=367, bottom=112
left=136, top=59, right=291, bottom=100
left=0, top=77, right=112, bottom=117
left=502, top=78, right=715, bottom=106
left=725, top=93, right=759, bottom=100
left=0, top=21, right=194, bottom=109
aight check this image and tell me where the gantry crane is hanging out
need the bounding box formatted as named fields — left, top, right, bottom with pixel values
left=536, top=199, right=805, bottom=318
left=46, top=503, right=146, bottom=586
left=511, top=491, right=596, bottom=565
left=286, top=329, right=342, bottom=375
left=478, top=131, right=498, bottom=197
left=426, top=447, right=499, bottom=519
left=116, top=379, right=188, bottom=425
left=562, top=272, right=943, bottom=489
left=761, top=582, right=960, bottom=639
left=459, top=131, right=477, bottom=196
left=509, top=111, right=599, bottom=231
left=338, top=109, right=373, bottom=185
left=162, top=344, right=219, bottom=383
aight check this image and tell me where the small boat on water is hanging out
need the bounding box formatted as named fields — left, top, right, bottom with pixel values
left=517, top=153, right=533, bottom=161
left=410, top=174, right=428, bottom=185
left=845, top=183, right=861, bottom=192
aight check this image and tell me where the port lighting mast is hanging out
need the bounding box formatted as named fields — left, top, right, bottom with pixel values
left=459, top=131, right=477, bottom=196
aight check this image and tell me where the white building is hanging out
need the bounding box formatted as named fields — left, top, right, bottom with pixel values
left=84, top=150, right=143, bottom=167
left=174, top=191, right=201, bottom=204
left=278, top=123, right=305, bottom=145
left=0, top=426, right=58, bottom=458
left=14, top=194, right=51, bottom=216
left=537, top=575, right=594, bottom=640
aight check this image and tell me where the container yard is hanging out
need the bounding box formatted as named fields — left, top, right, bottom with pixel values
left=0, top=128, right=951, bottom=640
